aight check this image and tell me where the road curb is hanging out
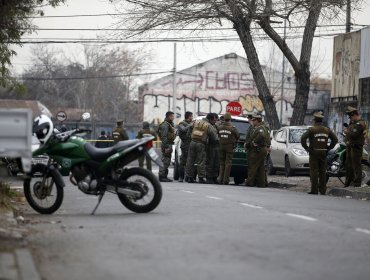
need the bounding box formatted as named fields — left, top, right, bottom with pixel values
left=328, top=188, right=370, bottom=200
left=0, top=209, right=41, bottom=280
left=15, top=249, right=41, bottom=280
left=268, top=181, right=297, bottom=189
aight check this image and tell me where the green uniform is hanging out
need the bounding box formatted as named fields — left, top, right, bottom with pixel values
left=217, top=121, right=240, bottom=184
left=345, top=119, right=367, bottom=187
left=244, top=125, right=255, bottom=178
left=205, top=124, right=220, bottom=183
left=112, top=125, right=129, bottom=143
left=301, top=123, right=338, bottom=194
left=177, top=119, right=193, bottom=181
left=261, top=122, right=271, bottom=187
left=245, top=123, right=268, bottom=188
left=158, top=119, right=176, bottom=178
left=186, top=118, right=218, bottom=181
left=136, top=128, right=157, bottom=171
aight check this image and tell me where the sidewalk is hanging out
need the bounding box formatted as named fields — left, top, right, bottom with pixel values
left=0, top=178, right=41, bottom=280
left=267, top=174, right=370, bottom=200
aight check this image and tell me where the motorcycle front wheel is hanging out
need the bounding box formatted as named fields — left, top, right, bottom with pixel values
left=117, top=167, right=162, bottom=213
left=23, top=164, right=64, bottom=214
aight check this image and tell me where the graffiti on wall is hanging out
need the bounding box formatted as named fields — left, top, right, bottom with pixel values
left=332, top=31, right=361, bottom=98
left=141, top=54, right=329, bottom=124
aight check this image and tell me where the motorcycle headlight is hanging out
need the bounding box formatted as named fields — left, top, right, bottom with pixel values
left=330, top=161, right=340, bottom=172
left=292, top=148, right=308, bottom=156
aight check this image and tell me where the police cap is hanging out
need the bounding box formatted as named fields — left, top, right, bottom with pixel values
left=345, top=106, right=358, bottom=115
left=224, top=112, right=232, bottom=120
left=313, top=111, right=324, bottom=119
left=251, top=113, right=262, bottom=121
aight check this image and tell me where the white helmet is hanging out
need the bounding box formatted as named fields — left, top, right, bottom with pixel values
left=33, top=115, right=54, bottom=144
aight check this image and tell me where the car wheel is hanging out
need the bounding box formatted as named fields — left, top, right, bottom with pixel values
left=285, top=156, right=294, bottom=177
left=267, top=156, right=276, bottom=175
left=234, top=177, right=245, bottom=185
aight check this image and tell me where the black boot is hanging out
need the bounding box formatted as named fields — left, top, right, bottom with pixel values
left=206, top=177, right=214, bottom=184
left=198, top=177, right=206, bottom=184
left=159, top=176, right=173, bottom=182
left=178, top=169, right=185, bottom=182
left=188, top=177, right=195, bottom=183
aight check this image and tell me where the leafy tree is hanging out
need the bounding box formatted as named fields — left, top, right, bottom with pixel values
left=109, top=0, right=362, bottom=128
left=0, top=0, right=65, bottom=88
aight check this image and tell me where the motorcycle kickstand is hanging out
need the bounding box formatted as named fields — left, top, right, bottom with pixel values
left=91, top=191, right=105, bottom=215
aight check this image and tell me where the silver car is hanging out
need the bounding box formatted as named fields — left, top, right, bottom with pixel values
left=268, top=126, right=310, bottom=176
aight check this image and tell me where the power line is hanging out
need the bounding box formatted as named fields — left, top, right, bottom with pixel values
left=16, top=70, right=172, bottom=81
left=12, top=31, right=358, bottom=44
left=25, top=12, right=140, bottom=18
left=18, top=23, right=368, bottom=32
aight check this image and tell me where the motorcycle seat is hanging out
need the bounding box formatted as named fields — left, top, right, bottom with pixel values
left=84, top=140, right=142, bottom=161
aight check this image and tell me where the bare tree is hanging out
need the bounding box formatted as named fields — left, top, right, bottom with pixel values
left=109, top=0, right=362, bottom=128
left=20, top=44, right=149, bottom=122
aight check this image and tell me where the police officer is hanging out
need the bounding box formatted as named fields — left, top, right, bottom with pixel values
left=343, top=106, right=368, bottom=188
left=217, top=112, right=240, bottom=185
left=245, top=114, right=268, bottom=188
left=112, top=119, right=129, bottom=143
left=158, top=111, right=176, bottom=182
left=176, top=111, right=193, bottom=182
left=205, top=113, right=220, bottom=184
left=261, top=120, right=271, bottom=187
left=244, top=114, right=255, bottom=181
left=186, top=113, right=218, bottom=183
left=301, top=111, right=338, bottom=195
left=137, top=121, right=157, bottom=171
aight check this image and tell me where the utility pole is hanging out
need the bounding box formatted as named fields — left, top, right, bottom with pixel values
left=280, top=2, right=287, bottom=125
left=172, top=43, right=177, bottom=122
left=346, top=0, right=351, bottom=33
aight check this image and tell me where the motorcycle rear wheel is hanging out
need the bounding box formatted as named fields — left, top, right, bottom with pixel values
left=117, top=167, right=162, bottom=213
left=24, top=164, right=64, bottom=214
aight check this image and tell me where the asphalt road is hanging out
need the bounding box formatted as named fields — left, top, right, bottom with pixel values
left=23, top=174, right=370, bottom=280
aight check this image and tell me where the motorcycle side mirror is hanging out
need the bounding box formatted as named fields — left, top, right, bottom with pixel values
left=343, top=123, right=348, bottom=128
left=82, top=112, right=91, bottom=120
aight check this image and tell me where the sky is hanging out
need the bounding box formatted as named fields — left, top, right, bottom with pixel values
left=10, top=0, right=370, bottom=83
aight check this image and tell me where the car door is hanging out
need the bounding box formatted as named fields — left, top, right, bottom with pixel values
left=270, top=129, right=285, bottom=168
left=277, top=129, right=289, bottom=167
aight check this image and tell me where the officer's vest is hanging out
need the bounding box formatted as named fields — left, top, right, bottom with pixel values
left=138, top=128, right=155, bottom=139
left=112, top=127, right=124, bottom=141
left=191, top=119, right=209, bottom=142
left=158, top=121, right=176, bottom=142
left=310, top=125, right=330, bottom=150
left=218, top=123, right=237, bottom=145
left=347, top=119, right=367, bottom=145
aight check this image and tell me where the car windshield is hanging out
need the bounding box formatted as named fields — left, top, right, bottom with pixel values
left=289, top=129, right=307, bottom=143
left=231, top=120, right=250, bottom=141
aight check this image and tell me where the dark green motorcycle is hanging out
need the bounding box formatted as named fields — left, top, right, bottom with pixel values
left=326, top=142, right=369, bottom=185
left=24, top=116, right=163, bottom=215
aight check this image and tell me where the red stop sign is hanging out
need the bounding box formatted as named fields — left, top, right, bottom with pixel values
left=226, top=101, right=242, bottom=116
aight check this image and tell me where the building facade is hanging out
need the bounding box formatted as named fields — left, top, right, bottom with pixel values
left=329, top=27, right=370, bottom=134
left=139, top=53, right=330, bottom=125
